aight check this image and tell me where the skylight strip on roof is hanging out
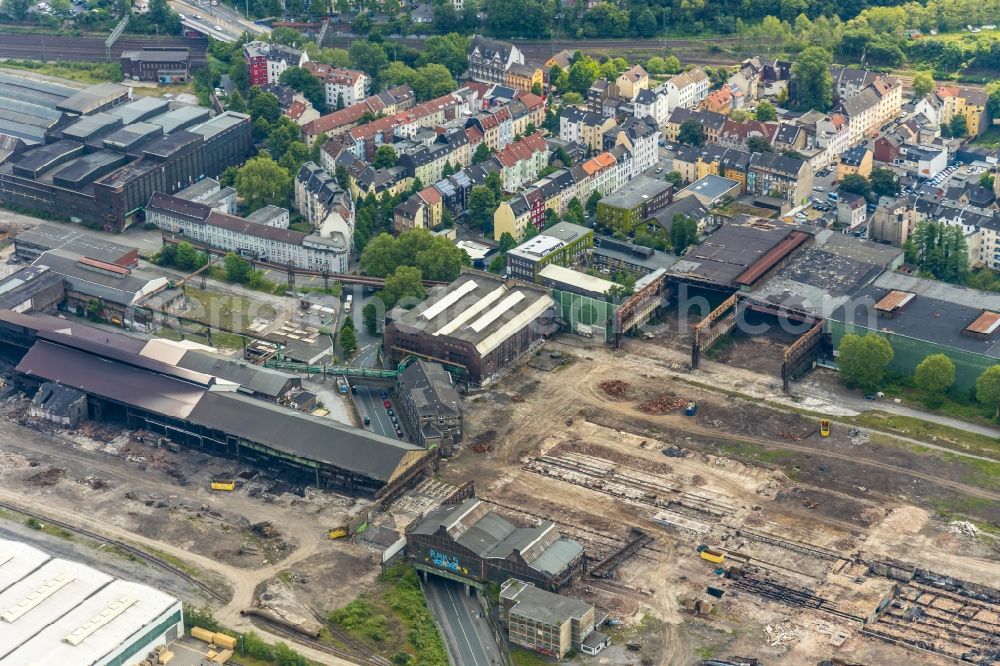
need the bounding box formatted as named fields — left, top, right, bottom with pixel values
left=434, top=286, right=506, bottom=337
left=420, top=280, right=478, bottom=321
left=2, top=573, right=74, bottom=623
left=468, top=292, right=525, bottom=333
left=63, top=596, right=138, bottom=646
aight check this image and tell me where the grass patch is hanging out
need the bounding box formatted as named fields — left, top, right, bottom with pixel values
left=142, top=544, right=201, bottom=577
left=0, top=59, right=122, bottom=84
left=511, top=647, right=553, bottom=665
left=849, top=410, right=1000, bottom=460
left=715, top=441, right=796, bottom=465
left=24, top=516, right=74, bottom=540
left=327, top=564, right=448, bottom=665
left=971, top=126, right=1000, bottom=150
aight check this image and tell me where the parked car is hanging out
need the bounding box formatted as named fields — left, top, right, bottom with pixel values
left=383, top=399, right=391, bottom=408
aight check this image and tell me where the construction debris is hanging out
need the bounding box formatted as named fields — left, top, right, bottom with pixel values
left=661, top=445, right=688, bottom=458
left=28, top=467, right=65, bottom=486
left=598, top=380, right=630, bottom=398
left=764, top=619, right=800, bottom=647
left=948, top=520, right=980, bottom=537
left=468, top=429, right=497, bottom=453
left=638, top=393, right=687, bottom=414
left=847, top=428, right=870, bottom=445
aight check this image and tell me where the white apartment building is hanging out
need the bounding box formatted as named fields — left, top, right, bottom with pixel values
left=306, top=63, right=371, bottom=109
left=146, top=193, right=350, bottom=272
left=814, top=113, right=851, bottom=170
left=664, top=68, right=710, bottom=111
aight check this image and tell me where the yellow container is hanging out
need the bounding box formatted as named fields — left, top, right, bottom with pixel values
left=191, top=626, right=215, bottom=643
left=213, top=649, right=234, bottom=663
left=213, top=633, right=237, bottom=650
left=700, top=549, right=726, bottom=564
left=327, top=528, right=347, bottom=540
left=158, top=650, right=174, bottom=664
left=211, top=481, right=235, bottom=491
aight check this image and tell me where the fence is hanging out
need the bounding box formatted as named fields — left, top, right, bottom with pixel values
left=828, top=320, right=996, bottom=392
left=550, top=290, right=616, bottom=342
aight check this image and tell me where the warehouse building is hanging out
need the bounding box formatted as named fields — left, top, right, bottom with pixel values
left=406, top=497, right=585, bottom=590
left=1, top=310, right=432, bottom=497
left=0, top=83, right=251, bottom=231
left=120, top=47, right=191, bottom=83
left=384, top=270, right=556, bottom=386
left=0, top=537, right=184, bottom=666
left=13, top=223, right=139, bottom=267
left=500, top=579, right=607, bottom=658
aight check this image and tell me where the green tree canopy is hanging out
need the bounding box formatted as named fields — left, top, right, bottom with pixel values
left=903, top=220, right=969, bottom=284
left=790, top=47, right=833, bottom=111
left=174, top=241, right=207, bottom=270
left=373, top=145, right=398, bottom=170
left=362, top=302, right=379, bottom=336
left=678, top=119, right=705, bottom=146
left=754, top=100, right=777, bottom=121
left=670, top=215, right=698, bottom=255
left=348, top=41, right=389, bottom=79
left=468, top=186, right=498, bottom=235
left=914, top=353, right=955, bottom=403
left=339, top=322, right=357, bottom=357
left=747, top=136, right=773, bottom=153
left=586, top=190, right=602, bottom=217
left=416, top=33, right=470, bottom=78
left=223, top=252, right=253, bottom=283
left=837, top=333, right=894, bottom=392
left=360, top=229, right=470, bottom=281
left=870, top=168, right=899, bottom=198
left=378, top=265, right=426, bottom=309
left=568, top=56, right=601, bottom=94
left=235, top=155, right=292, bottom=212
left=911, top=71, right=935, bottom=100
left=977, top=365, right=1000, bottom=418
left=472, top=142, right=492, bottom=165
left=279, top=66, right=325, bottom=111
left=839, top=174, right=872, bottom=198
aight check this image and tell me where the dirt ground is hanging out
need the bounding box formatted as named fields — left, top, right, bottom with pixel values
left=442, top=338, right=1000, bottom=666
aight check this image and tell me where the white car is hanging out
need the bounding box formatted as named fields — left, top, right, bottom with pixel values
left=214, top=24, right=223, bottom=30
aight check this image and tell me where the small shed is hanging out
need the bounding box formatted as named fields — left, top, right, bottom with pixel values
left=29, top=382, right=87, bottom=427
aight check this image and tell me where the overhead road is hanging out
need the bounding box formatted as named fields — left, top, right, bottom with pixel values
left=0, top=32, right=207, bottom=65
left=170, top=0, right=268, bottom=40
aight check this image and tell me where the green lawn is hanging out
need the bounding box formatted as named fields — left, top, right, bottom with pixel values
left=0, top=60, right=122, bottom=84
left=849, top=410, right=1000, bottom=460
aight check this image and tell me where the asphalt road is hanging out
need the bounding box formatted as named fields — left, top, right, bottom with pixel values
left=423, top=576, right=501, bottom=666
left=353, top=385, right=399, bottom=439
left=0, top=32, right=207, bottom=65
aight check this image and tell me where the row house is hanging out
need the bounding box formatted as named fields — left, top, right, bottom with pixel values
left=772, top=122, right=808, bottom=153
left=663, top=68, right=710, bottom=111
left=303, top=84, right=415, bottom=145
left=506, top=63, right=544, bottom=93
left=839, top=77, right=903, bottom=145
left=587, top=79, right=612, bottom=116
left=348, top=163, right=411, bottom=200
left=243, top=41, right=308, bottom=87
left=717, top=118, right=777, bottom=151
left=700, top=86, right=733, bottom=115
left=494, top=132, right=549, bottom=193
left=830, top=66, right=880, bottom=104
left=346, top=91, right=468, bottom=161
left=559, top=106, right=617, bottom=153
left=393, top=186, right=444, bottom=233
left=467, top=35, right=525, bottom=87
left=431, top=162, right=498, bottom=218
left=747, top=152, right=813, bottom=205
left=508, top=92, right=546, bottom=137
left=493, top=147, right=631, bottom=241
left=603, top=115, right=660, bottom=180
left=813, top=113, right=850, bottom=170
left=615, top=65, right=649, bottom=101
left=466, top=105, right=514, bottom=151
left=921, top=85, right=992, bottom=136
left=303, top=62, right=370, bottom=109
left=664, top=107, right=727, bottom=143
left=671, top=144, right=752, bottom=192
left=294, top=161, right=353, bottom=232
left=397, top=128, right=471, bottom=185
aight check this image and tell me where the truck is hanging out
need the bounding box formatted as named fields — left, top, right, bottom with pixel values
left=336, top=376, right=349, bottom=394
left=344, top=294, right=353, bottom=313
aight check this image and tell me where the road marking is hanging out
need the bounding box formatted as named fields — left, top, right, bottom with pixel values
left=442, top=581, right=487, bottom=666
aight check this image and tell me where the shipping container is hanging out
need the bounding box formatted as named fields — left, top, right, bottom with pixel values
left=699, top=548, right=725, bottom=564
left=213, top=633, right=237, bottom=649
left=211, top=480, right=236, bottom=491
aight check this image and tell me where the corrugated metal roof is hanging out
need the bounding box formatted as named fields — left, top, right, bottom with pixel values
left=965, top=310, right=1000, bottom=336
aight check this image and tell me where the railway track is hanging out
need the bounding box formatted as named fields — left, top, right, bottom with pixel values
left=0, top=32, right=207, bottom=65
left=248, top=614, right=391, bottom=666
left=0, top=498, right=226, bottom=603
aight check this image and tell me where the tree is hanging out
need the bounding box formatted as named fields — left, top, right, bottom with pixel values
left=223, top=252, right=252, bottom=283
left=488, top=254, right=506, bottom=274
left=484, top=0, right=553, bottom=39
left=360, top=229, right=470, bottom=281
left=747, top=136, right=773, bottom=153
left=378, top=266, right=426, bottom=309
left=174, top=241, right=206, bottom=270
left=977, top=365, right=1000, bottom=418
left=269, top=27, right=304, bottom=46
left=417, top=33, right=470, bottom=78
left=410, top=64, right=458, bottom=101
left=677, top=119, right=705, bottom=147
left=362, top=302, right=379, bottom=336
left=665, top=171, right=684, bottom=187
left=235, top=155, right=292, bottom=212
left=870, top=168, right=899, bottom=198
left=912, top=71, right=935, bottom=100
left=2, top=0, right=32, bottom=20
left=562, top=92, right=584, bottom=106
left=265, top=117, right=302, bottom=161
left=373, top=145, right=398, bottom=170
left=948, top=113, right=967, bottom=138
left=468, top=186, right=497, bottom=234
left=472, top=142, right=492, bottom=165
left=790, top=47, right=833, bottom=111
left=669, top=214, right=698, bottom=255
left=981, top=173, right=996, bottom=191
left=247, top=90, right=281, bottom=124
left=914, top=353, right=955, bottom=403
left=754, top=100, right=777, bottom=121
left=837, top=333, right=893, bottom=392
left=349, top=41, right=389, bottom=79
left=498, top=232, right=518, bottom=253
left=339, top=321, right=357, bottom=357
left=567, top=57, right=600, bottom=94
left=279, top=66, right=325, bottom=111
left=839, top=174, right=872, bottom=198
left=907, top=221, right=969, bottom=284
left=988, top=83, right=1000, bottom=122
left=549, top=65, right=568, bottom=93
left=586, top=190, right=602, bottom=216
